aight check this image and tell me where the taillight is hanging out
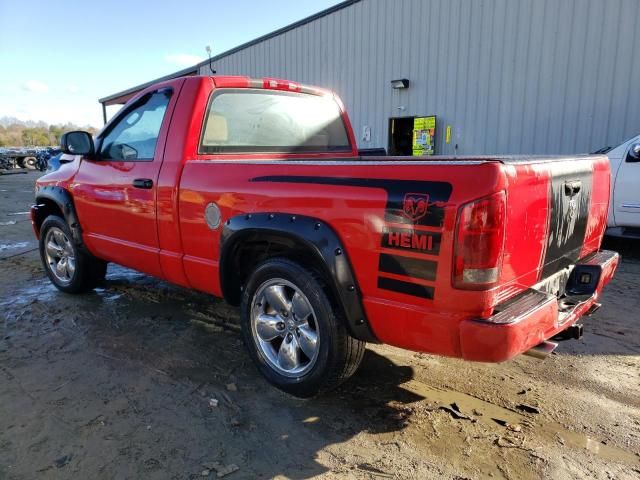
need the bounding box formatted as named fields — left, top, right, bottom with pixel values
left=453, top=191, right=506, bottom=290
left=262, top=77, right=301, bottom=92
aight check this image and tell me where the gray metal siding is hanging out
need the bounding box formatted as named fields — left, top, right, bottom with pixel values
left=200, top=0, right=640, bottom=155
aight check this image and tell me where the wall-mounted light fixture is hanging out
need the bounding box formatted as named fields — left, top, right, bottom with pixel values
left=391, top=78, right=410, bottom=89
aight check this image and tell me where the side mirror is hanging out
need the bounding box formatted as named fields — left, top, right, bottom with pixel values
left=60, top=131, right=95, bottom=156
left=628, top=143, right=640, bottom=162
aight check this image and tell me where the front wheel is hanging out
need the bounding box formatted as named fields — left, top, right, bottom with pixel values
left=39, top=215, right=107, bottom=294
left=240, top=258, right=365, bottom=397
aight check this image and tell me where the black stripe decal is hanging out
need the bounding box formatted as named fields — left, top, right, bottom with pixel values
left=378, top=277, right=435, bottom=299
left=541, top=167, right=593, bottom=278
left=378, top=253, right=437, bottom=282
left=381, top=227, right=441, bottom=255
left=251, top=175, right=452, bottom=227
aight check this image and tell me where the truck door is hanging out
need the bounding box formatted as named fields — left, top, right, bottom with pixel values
left=72, top=85, right=180, bottom=277
left=613, top=140, right=640, bottom=229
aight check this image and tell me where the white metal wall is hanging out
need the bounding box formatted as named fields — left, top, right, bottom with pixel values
left=200, top=0, right=640, bottom=155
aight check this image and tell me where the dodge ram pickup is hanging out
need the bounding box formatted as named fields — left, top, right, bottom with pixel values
left=31, top=75, right=619, bottom=397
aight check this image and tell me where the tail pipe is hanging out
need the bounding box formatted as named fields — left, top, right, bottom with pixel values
left=523, top=340, right=558, bottom=360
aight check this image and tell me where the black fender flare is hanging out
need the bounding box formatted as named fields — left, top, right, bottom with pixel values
left=34, top=185, right=83, bottom=245
left=220, top=213, right=378, bottom=343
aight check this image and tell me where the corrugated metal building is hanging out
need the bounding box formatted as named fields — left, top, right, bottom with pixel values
left=100, top=0, right=640, bottom=155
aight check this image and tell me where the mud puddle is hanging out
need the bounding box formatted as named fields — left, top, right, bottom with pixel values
left=0, top=277, right=125, bottom=311
left=0, top=241, right=31, bottom=251
left=0, top=280, right=58, bottom=309
left=401, top=379, right=640, bottom=466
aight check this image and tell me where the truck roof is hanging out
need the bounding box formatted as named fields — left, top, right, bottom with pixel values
left=209, top=75, right=330, bottom=96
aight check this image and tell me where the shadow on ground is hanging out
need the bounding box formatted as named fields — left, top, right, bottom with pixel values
left=0, top=264, right=426, bottom=479
left=1, top=173, right=639, bottom=479
left=602, top=235, right=640, bottom=263
left=559, top=236, right=640, bottom=357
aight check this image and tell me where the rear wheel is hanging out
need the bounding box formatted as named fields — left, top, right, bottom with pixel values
left=240, top=258, right=365, bottom=397
left=39, top=215, right=107, bottom=293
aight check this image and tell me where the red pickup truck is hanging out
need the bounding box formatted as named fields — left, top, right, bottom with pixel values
left=32, top=75, right=619, bottom=397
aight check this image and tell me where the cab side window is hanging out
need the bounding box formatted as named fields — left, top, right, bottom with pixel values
left=99, top=90, right=171, bottom=160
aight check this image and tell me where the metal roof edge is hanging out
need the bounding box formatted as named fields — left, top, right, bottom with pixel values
left=99, top=0, right=362, bottom=104
left=98, top=65, right=199, bottom=103
left=194, top=0, right=362, bottom=70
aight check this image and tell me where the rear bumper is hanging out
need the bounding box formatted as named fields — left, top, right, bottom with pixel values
left=459, top=250, right=619, bottom=362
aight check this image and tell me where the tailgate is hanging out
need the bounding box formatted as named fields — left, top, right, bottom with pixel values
left=498, top=155, right=610, bottom=301
left=541, top=161, right=596, bottom=277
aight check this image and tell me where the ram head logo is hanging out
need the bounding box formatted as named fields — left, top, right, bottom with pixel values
left=403, top=193, right=430, bottom=222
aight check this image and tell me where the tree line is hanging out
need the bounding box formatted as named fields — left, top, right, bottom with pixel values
left=0, top=121, right=98, bottom=147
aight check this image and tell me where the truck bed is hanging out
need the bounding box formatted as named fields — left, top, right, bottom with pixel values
left=310, top=154, right=600, bottom=164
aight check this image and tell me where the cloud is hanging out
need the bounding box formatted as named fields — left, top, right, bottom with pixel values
left=22, top=80, right=49, bottom=93
left=164, top=53, right=204, bottom=67
left=1, top=99, right=102, bottom=129
left=67, top=84, right=80, bottom=94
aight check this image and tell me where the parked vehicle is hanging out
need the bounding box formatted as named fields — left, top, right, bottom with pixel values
left=31, top=76, right=618, bottom=397
left=0, top=148, right=11, bottom=170
left=44, top=153, right=59, bottom=172
left=0, top=146, right=59, bottom=171
left=35, top=150, right=50, bottom=171
left=603, top=134, right=640, bottom=238
left=3, top=147, right=38, bottom=169
left=45, top=151, right=72, bottom=173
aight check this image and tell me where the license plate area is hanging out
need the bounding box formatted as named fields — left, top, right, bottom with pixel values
left=482, top=251, right=618, bottom=326
left=534, top=250, right=616, bottom=325
left=534, top=268, right=580, bottom=325
left=534, top=250, right=618, bottom=325
left=534, top=266, right=573, bottom=298
left=565, top=264, right=601, bottom=296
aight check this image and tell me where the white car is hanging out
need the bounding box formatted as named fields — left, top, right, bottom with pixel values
left=605, top=134, right=640, bottom=237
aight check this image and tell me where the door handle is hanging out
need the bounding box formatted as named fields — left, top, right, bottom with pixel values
left=132, top=178, right=153, bottom=189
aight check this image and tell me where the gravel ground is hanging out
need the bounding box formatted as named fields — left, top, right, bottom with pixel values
left=0, top=171, right=639, bottom=479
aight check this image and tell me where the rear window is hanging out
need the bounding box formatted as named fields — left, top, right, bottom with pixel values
left=199, top=89, right=351, bottom=154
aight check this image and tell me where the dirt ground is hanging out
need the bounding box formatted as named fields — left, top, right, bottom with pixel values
left=0, top=171, right=638, bottom=480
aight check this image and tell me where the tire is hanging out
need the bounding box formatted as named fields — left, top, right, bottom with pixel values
left=24, top=157, right=37, bottom=170
left=39, top=215, right=107, bottom=294
left=240, top=257, right=365, bottom=397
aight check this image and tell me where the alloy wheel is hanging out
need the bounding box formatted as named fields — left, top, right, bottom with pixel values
left=44, top=226, right=76, bottom=285
left=250, top=278, right=320, bottom=377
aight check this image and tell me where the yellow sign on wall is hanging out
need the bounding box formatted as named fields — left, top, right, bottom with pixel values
left=412, top=116, right=436, bottom=156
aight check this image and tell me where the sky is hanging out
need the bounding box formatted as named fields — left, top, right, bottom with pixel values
left=0, top=0, right=343, bottom=128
